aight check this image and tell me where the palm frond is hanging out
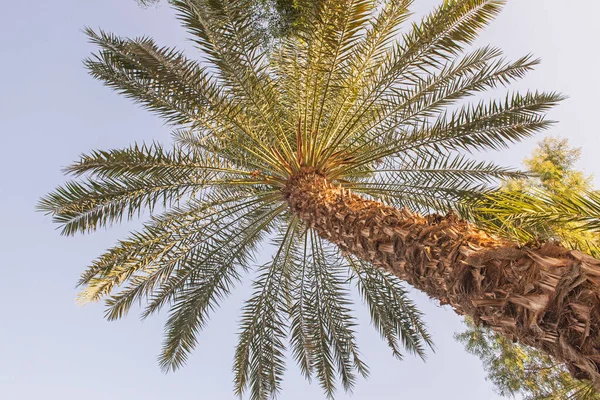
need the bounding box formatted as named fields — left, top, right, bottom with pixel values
left=38, top=145, right=259, bottom=235
left=172, top=0, right=294, bottom=160
left=344, top=48, right=540, bottom=153
left=349, top=91, right=564, bottom=172
left=141, top=202, right=287, bottom=320
left=327, top=0, right=507, bottom=150
left=347, top=153, right=522, bottom=212
left=308, top=232, right=368, bottom=396
left=64, top=142, right=251, bottom=179
left=461, top=189, right=600, bottom=243
left=302, top=0, right=374, bottom=134
left=321, top=0, right=413, bottom=136
left=39, top=176, right=194, bottom=235
left=84, top=29, right=285, bottom=173
left=234, top=218, right=300, bottom=400
left=157, top=202, right=287, bottom=371
left=77, top=190, right=282, bottom=305
left=348, top=256, right=433, bottom=359
left=85, top=28, right=209, bottom=125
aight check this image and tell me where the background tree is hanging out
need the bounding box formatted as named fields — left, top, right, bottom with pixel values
left=136, top=0, right=303, bottom=39
left=457, top=319, right=600, bottom=399
left=457, top=137, right=600, bottom=399
left=40, top=0, right=600, bottom=398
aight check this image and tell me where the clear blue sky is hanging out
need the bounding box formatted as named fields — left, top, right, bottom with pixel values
left=1, top=1, right=599, bottom=399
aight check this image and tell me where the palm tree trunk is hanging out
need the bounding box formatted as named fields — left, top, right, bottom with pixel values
left=284, top=169, right=600, bottom=387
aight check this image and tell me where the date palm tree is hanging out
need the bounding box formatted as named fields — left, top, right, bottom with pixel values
left=40, top=0, right=600, bottom=397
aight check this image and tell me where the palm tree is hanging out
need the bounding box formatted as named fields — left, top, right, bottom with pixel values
left=40, top=0, right=600, bottom=397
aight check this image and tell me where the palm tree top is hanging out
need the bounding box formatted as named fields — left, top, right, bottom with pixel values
left=39, top=0, right=562, bottom=398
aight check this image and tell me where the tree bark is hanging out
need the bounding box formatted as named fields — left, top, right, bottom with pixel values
left=284, top=169, right=600, bottom=387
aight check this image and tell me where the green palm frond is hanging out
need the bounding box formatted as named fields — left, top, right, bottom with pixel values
left=349, top=153, right=525, bottom=212
left=41, top=0, right=562, bottom=398
left=461, top=189, right=600, bottom=244
left=85, top=29, right=208, bottom=125
left=234, top=219, right=299, bottom=400
left=321, top=0, right=507, bottom=151
left=84, top=28, right=286, bottom=174
left=78, top=190, right=282, bottom=304
left=38, top=143, right=258, bottom=235
left=304, top=232, right=368, bottom=396
left=346, top=47, right=539, bottom=146
left=348, top=256, right=433, bottom=359
left=172, top=0, right=294, bottom=156
left=157, top=205, right=287, bottom=373
left=341, top=91, right=563, bottom=177
left=65, top=142, right=251, bottom=179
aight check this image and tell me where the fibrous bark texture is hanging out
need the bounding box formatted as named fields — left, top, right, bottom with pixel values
left=284, top=169, right=600, bottom=387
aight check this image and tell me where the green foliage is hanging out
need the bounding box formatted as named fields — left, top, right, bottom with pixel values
left=461, top=188, right=600, bottom=253
left=456, top=318, right=600, bottom=400
left=41, top=1, right=560, bottom=398
left=457, top=137, right=600, bottom=399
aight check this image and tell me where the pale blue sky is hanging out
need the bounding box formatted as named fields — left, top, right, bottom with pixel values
left=1, top=1, right=599, bottom=399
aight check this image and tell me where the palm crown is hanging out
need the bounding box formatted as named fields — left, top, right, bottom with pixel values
left=40, top=0, right=563, bottom=398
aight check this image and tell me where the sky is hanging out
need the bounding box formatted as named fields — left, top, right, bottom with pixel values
left=1, top=1, right=599, bottom=399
